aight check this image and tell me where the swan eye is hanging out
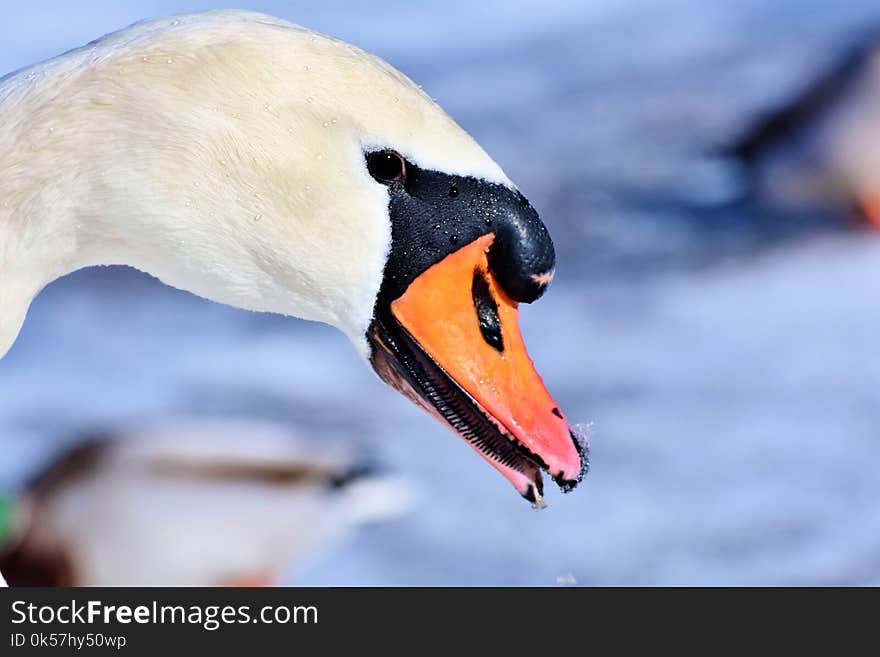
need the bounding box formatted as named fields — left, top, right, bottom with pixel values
left=366, top=150, right=406, bottom=184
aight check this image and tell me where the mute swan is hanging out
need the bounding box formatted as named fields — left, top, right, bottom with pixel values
left=0, top=419, right=413, bottom=586
left=728, top=31, right=880, bottom=227
left=0, top=10, right=587, bottom=507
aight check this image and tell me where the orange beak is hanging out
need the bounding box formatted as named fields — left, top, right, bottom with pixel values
left=372, top=234, right=586, bottom=504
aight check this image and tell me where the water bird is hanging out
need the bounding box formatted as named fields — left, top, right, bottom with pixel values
left=0, top=419, right=413, bottom=586
left=0, top=10, right=587, bottom=511
left=727, top=30, right=880, bottom=228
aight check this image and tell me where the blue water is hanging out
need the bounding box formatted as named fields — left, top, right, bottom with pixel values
left=2, top=0, right=880, bottom=585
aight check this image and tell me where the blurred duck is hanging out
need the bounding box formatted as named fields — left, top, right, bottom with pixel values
left=0, top=10, right=586, bottom=508
left=0, top=420, right=413, bottom=586
left=728, top=30, right=880, bottom=227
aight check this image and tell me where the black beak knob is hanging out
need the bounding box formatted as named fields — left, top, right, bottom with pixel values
left=487, top=191, right=556, bottom=303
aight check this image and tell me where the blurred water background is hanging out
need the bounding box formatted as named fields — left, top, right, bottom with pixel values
left=2, top=0, right=879, bottom=585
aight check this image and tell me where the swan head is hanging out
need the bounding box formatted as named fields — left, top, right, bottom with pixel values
left=359, top=147, right=588, bottom=505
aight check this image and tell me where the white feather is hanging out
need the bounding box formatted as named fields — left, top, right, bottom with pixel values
left=0, top=10, right=511, bottom=359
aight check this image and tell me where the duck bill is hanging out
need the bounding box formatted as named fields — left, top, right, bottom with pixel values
left=369, top=234, right=587, bottom=504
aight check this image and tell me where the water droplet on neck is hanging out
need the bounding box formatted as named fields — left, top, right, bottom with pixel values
left=254, top=213, right=263, bottom=222
left=306, top=97, right=314, bottom=103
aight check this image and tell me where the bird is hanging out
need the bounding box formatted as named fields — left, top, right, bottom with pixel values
left=0, top=419, right=414, bottom=586
left=0, top=10, right=587, bottom=508
left=727, top=29, right=880, bottom=227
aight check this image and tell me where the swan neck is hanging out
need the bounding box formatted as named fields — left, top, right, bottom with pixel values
left=0, top=73, right=105, bottom=357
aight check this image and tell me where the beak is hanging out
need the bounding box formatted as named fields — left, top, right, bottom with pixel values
left=369, top=234, right=587, bottom=505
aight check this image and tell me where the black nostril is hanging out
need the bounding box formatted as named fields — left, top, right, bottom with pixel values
left=472, top=269, right=504, bottom=352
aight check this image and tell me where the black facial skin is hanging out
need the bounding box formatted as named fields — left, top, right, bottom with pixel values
left=367, top=152, right=556, bottom=307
